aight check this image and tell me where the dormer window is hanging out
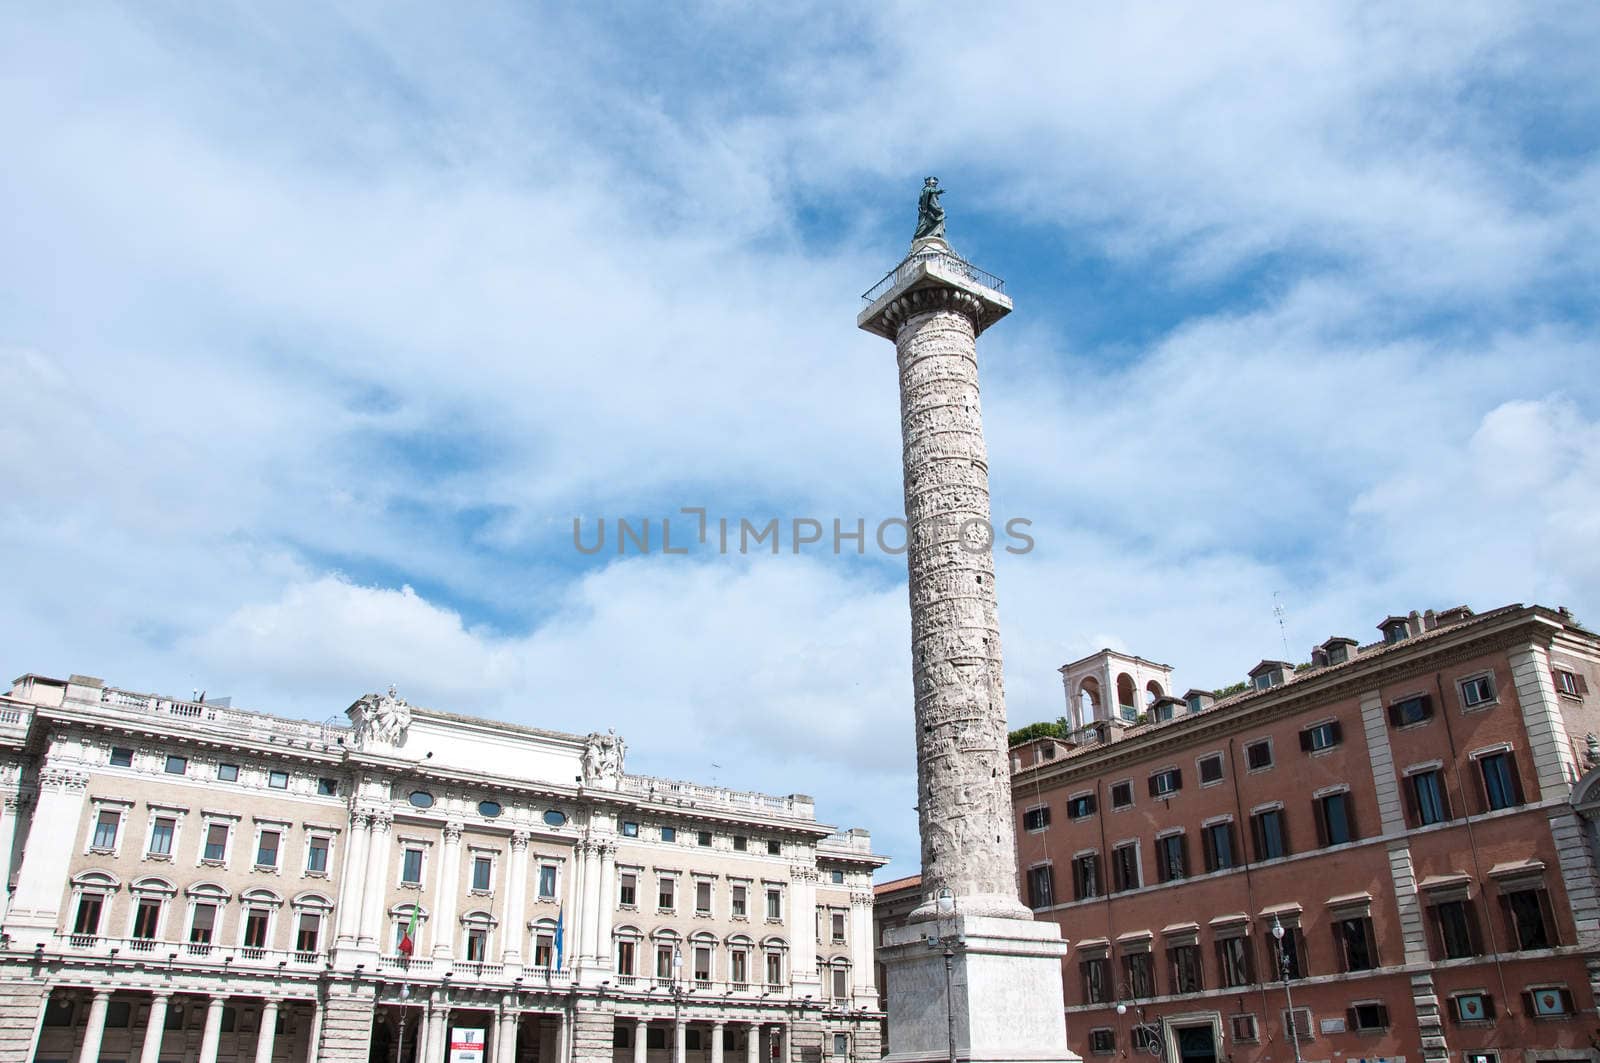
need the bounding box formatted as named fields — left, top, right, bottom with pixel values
left=1249, top=662, right=1290, bottom=690
left=1328, top=644, right=1349, bottom=665
left=1185, top=695, right=1203, bottom=713
left=1253, top=673, right=1273, bottom=691
left=1382, top=620, right=1409, bottom=644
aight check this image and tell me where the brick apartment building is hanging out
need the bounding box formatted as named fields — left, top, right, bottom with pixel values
left=1007, top=602, right=1600, bottom=1063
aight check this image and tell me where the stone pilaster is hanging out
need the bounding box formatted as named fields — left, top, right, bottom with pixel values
left=333, top=811, right=371, bottom=949
left=359, top=810, right=393, bottom=949
left=502, top=831, right=531, bottom=969
left=571, top=1001, right=616, bottom=1063
left=432, top=821, right=464, bottom=960
left=1509, top=644, right=1580, bottom=795
left=2, top=759, right=88, bottom=944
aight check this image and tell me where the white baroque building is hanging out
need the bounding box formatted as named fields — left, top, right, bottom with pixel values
left=0, top=672, right=886, bottom=1063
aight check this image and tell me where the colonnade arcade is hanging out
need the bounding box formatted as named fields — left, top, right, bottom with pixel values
left=32, top=986, right=317, bottom=1063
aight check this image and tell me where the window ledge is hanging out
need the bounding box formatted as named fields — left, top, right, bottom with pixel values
left=254, top=864, right=280, bottom=874
left=88, top=846, right=117, bottom=856
left=694, top=911, right=713, bottom=918
left=303, top=870, right=328, bottom=879
left=536, top=894, right=557, bottom=903
left=398, top=882, right=425, bottom=891
left=145, top=853, right=172, bottom=862
left=469, top=889, right=494, bottom=897
left=618, top=903, right=638, bottom=912
left=200, top=858, right=227, bottom=867
left=656, top=908, right=676, bottom=916
left=765, top=917, right=784, bottom=925
left=732, top=914, right=748, bottom=921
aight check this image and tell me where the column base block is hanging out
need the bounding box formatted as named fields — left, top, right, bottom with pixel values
left=881, top=913, right=1078, bottom=1063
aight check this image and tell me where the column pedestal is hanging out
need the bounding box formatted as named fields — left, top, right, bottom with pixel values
left=879, top=914, right=1071, bottom=1063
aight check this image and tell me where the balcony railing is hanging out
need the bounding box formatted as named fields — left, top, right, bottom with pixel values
left=96, top=687, right=345, bottom=748
left=861, top=248, right=1005, bottom=304
left=617, top=775, right=810, bottom=819
left=56, top=934, right=323, bottom=967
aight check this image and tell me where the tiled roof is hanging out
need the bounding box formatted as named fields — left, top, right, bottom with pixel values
left=874, top=873, right=921, bottom=896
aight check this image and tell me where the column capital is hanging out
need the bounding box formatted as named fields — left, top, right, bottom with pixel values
left=510, top=830, right=531, bottom=852
left=89, top=986, right=114, bottom=1000
left=208, top=993, right=229, bottom=1004
left=38, top=765, right=89, bottom=793
left=442, top=821, right=465, bottom=843
left=369, top=811, right=394, bottom=833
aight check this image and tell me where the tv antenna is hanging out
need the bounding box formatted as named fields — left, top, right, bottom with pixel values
left=1273, top=592, right=1290, bottom=659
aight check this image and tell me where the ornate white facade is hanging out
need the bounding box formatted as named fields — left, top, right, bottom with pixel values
left=0, top=672, right=886, bottom=1063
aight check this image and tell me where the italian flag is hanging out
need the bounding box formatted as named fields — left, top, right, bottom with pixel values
left=398, top=908, right=419, bottom=956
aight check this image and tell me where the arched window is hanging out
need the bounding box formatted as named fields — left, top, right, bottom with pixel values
left=613, top=924, right=643, bottom=983
left=127, top=876, right=176, bottom=946
left=689, top=931, right=717, bottom=986
left=184, top=882, right=230, bottom=953
left=238, top=888, right=283, bottom=954
left=650, top=928, right=682, bottom=982
left=827, top=956, right=853, bottom=1000
left=530, top=917, right=559, bottom=970
left=389, top=903, right=429, bottom=958
left=726, top=934, right=755, bottom=990
left=761, top=936, right=789, bottom=989
left=460, top=909, right=497, bottom=963
left=290, top=893, right=333, bottom=957
left=68, top=871, right=118, bottom=941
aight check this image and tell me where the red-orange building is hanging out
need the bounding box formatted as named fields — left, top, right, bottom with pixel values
left=1008, top=603, right=1600, bottom=1063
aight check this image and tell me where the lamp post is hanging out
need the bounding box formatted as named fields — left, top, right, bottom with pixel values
left=926, top=888, right=957, bottom=1063
left=1271, top=917, right=1303, bottom=1063
left=395, top=983, right=411, bottom=1063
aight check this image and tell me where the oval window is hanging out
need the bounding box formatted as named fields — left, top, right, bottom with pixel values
left=408, top=790, right=435, bottom=809
left=543, top=809, right=567, bottom=827
left=478, top=800, right=503, bottom=819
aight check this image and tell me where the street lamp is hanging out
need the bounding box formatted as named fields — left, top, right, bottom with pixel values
left=1271, top=917, right=1303, bottom=1063
left=927, top=888, right=957, bottom=1063
left=395, top=983, right=412, bottom=1063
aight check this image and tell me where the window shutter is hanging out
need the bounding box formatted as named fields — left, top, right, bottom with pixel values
left=1482, top=993, right=1496, bottom=1019
left=1579, top=673, right=1591, bottom=694
left=1093, top=860, right=1104, bottom=897
left=1250, top=815, right=1264, bottom=861
left=1419, top=694, right=1434, bottom=719
left=1498, top=894, right=1518, bottom=948
left=1148, top=775, right=1160, bottom=798
left=1560, top=988, right=1575, bottom=1013
left=1279, top=814, right=1291, bottom=857
left=1537, top=889, right=1559, bottom=946
left=1171, top=767, right=1183, bottom=790
left=1465, top=899, right=1483, bottom=956
left=1438, top=774, right=1454, bottom=820
left=1521, top=990, right=1535, bottom=1016
left=1363, top=918, right=1379, bottom=968
left=1376, top=1004, right=1389, bottom=1027
left=1313, top=800, right=1329, bottom=848
left=1424, top=905, right=1444, bottom=960
left=1344, top=793, right=1359, bottom=841
left=1402, top=775, right=1420, bottom=827
left=1473, top=760, right=1491, bottom=815
left=1299, top=729, right=1314, bottom=752
left=1329, top=720, right=1343, bottom=744
left=1203, top=830, right=1217, bottom=873
left=1508, top=756, right=1526, bottom=805
left=1345, top=1007, right=1358, bottom=1031
left=1387, top=703, right=1402, bottom=727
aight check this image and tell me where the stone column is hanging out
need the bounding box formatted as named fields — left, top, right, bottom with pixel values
left=711, top=1020, right=726, bottom=1063
left=198, top=995, right=227, bottom=1063
left=335, top=812, right=371, bottom=947
left=574, top=839, right=599, bottom=975
left=634, top=1020, right=649, bottom=1063
left=303, top=997, right=323, bottom=1063
left=859, top=221, right=1072, bottom=1063
left=139, top=991, right=171, bottom=1063
left=554, top=1008, right=570, bottom=1063
left=496, top=1004, right=519, bottom=1063
left=746, top=1023, right=760, bottom=1063
left=502, top=832, right=531, bottom=967
left=416, top=1005, right=435, bottom=1063
left=360, top=812, right=394, bottom=949
left=431, top=1002, right=454, bottom=1063
left=594, top=840, right=617, bottom=972
left=2, top=762, right=87, bottom=943
left=76, top=989, right=112, bottom=1063
left=673, top=1016, right=686, bottom=1063
left=432, top=822, right=464, bottom=959
left=255, top=999, right=279, bottom=1063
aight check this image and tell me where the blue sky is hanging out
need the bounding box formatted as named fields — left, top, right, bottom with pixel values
left=3, top=3, right=1599, bottom=878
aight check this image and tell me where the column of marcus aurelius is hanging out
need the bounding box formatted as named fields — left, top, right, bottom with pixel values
left=859, top=179, right=1075, bottom=1063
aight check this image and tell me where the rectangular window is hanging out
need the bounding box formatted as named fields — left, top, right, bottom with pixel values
left=72, top=890, right=104, bottom=934
left=833, top=1033, right=849, bottom=1057
left=1334, top=915, right=1378, bottom=971
left=472, top=856, right=493, bottom=892
left=1202, top=822, right=1237, bottom=872
left=1389, top=694, right=1433, bottom=727
left=765, top=951, right=784, bottom=986
left=243, top=908, right=269, bottom=949
left=306, top=836, right=329, bottom=874
left=1072, top=854, right=1102, bottom=900
left=1300, top=720, right=1341, bottom=752
left=619, top=872, right=637, bottom=907
left=217, top=762, right=239, bottom=782
left=1431, top=899, right=1480, bottom=959
left=733, top=835, right=747, bottom=851
left=767, top=839, right=781, bottom=855
left=1156, top=833, right=1187, bottom=882
left=203, top=822, right=229, bottom=862
left=110, top=746, right=134, bottom=767
left=831, top=911, right=846, bottom=942
left=1110, top=781, right=1133, bottom=809
left=1170, top=943, right=1202, bottom=993
left=622, top=821, right=639, bottom=837
left=148, top=816, right=175, bottom=857
left=765, top=888, right=782, bottom=920
left=1088, top=1029, right=1114, bottom=1055
left=268, top=770, right=289, bottom=790
left=132, top=897, right=161, bottom=939
left=1408, top=770, right=1451, bottom=826
left=256, top=830, right=280, bottom=869
left=1283, top=1007, right=1314, bottom=1043
left=1348, top=1003, right=1389, bottom=1032
left=1316, top=791, right=1357, bottom=846
left=291, top=911, right=320, bottom=953
left=830, top=869, right=844, bottom=884
left=647, top=1028, right=667, bottom=1050
left=659, top=878, right=676, bottom=911
left=1112, top=843, right=1140, bottom=892
left=466, top=928, right=488, bottom=961
left=1216, top=935, right=1254, bottom=987
left=694, top=946, right=712, bottom=982
left=92, top=810, right=120, bottom=851
left=190, top=903, right=216, bottom=943
left=1479, top=752, right=1523, bottom=811
left=165, top=755, right=188, bottom=775
left=401, top=848, right=423, bottom=885
left=1148, top=768, right=1182, bottom=797
left=1452, top=992, right=1495, bottom=1023
left=1251, top=809, right=1289, bottom=861
left=696, top=880, right=713, bottom=914
left=1022, top=806, right=1050, bottom=831
left=1027, top=865, right=1055, bottom=908
left=1460, top=674, right=1495, bottom=707
left=731, top=949, right=749, bottom=985
left=1080, top=956, right=1109, bottom=1004
left=1271, top=926, right=1304, bottom=979
left=1527, top=986, right=1574, bottom=1016
left=697, top=830, right=713, bottom=847
left=1229, top=1015, right=1258, bottom=1043
left=1502, top=888, right=1555, bottom=950
left=731, top=884, right=747, bottom=917
left=1245, top=740, right=1273, bottom=771
left=538, top=864, right=557, bottom=899
left=1198, top=753, right=1224, bottom=784
left=317, top=777, right=339, bottom=796
left=1554, top=669, right=1587, bottom=697
left=1122, top=951, right=1154, bottom=998
left=661, top=826, right=676, bottom=843
left=1067, top=794, right=1096, bottom=819
left=616, top=939, right=634, bottom=975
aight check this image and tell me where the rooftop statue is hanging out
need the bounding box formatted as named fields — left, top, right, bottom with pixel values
left=913, top=176, right=947, bottom=242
